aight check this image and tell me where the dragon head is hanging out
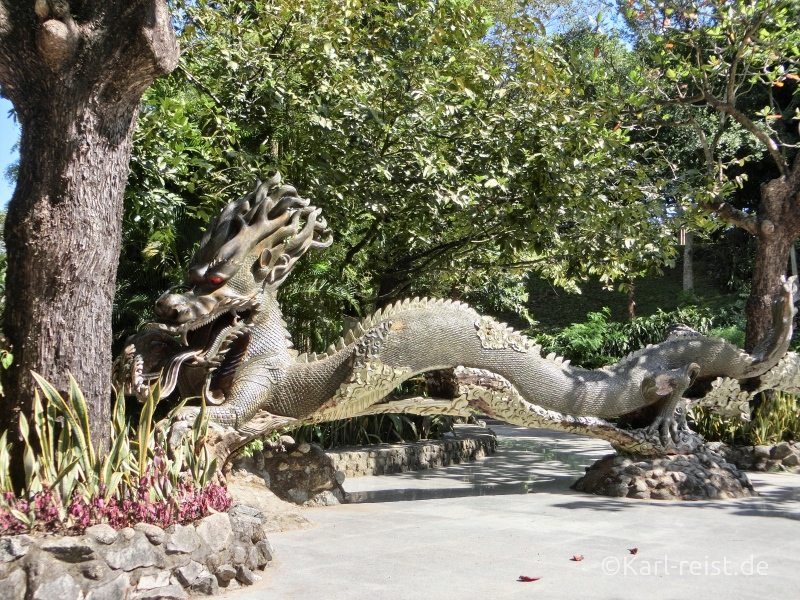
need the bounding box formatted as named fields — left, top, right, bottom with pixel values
left=115, top=173, right=332, bottom=400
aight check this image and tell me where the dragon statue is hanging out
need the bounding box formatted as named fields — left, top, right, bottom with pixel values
left=114, top=174, right=800, bottom=465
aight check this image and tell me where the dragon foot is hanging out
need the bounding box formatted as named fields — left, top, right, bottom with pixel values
left=645, top=400, right=700, bottom=452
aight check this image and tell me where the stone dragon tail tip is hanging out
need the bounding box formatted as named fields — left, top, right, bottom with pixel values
left=741, top=274, right=797, bottom=378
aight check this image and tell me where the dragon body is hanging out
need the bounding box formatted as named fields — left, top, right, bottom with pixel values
left=115, top=176, right=798, bottom=460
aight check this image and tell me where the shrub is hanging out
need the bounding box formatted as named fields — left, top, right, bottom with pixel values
left=287, top=413, right=455, bottom=449
left=536, top=305, right=718, bottom=369
left=689, top=391, right=800, bottom=446
left=0, top=374, right=229, bottom=535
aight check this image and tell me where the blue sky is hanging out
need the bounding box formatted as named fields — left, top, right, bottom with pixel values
left=0, top=98, right=19, bottom=209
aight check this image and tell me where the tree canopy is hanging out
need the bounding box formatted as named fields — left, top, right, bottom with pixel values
left=120, top=0, right=682, bottom=351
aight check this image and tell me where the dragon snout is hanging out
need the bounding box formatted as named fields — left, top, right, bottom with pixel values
left=155, top=292, right=195, bottom=324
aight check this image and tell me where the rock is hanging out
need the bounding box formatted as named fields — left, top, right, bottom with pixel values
left=31, top=574, right=82, bottom=600
left=230, top=513, right=265, bottom=544
left=189, top=576, right=219, bottom=597
left=85, top=524, right=118, bottom=546
left=194, top=513, right=233, bottom=555
left=174, top=561, right=207, bottom=587
left=232, top=442, right=346, bottom=506
left=753, top=445, right=772, bottom=460
left=235, top=564, right=260, bottom=585
left=80, top=560, right=109, bottom=581
left=771, top=442, right=793, bottom=460
left=119, top=527, right=137, bottom=541
left=0, top=569, right=26, bottom=600
left=0, top=535, right=32, bottom=562
left=41, top=537, right=97, bottom=562
left=137, top=571, right=171, bottom=590
left=231, top=543, right=248, bottom=566
left=782, top=453, right=800, bottom=467
left=215, top=564, right=237, bottom=583
left=225, top=472, right=313, bottom=533
left=85, top=574, right=130, bottom=600
left=229, top=503, right=265, bottom=521
left=134, top=523, right=165, bottom=546
left=103, top=533, right=159, bottom=571
left=164, top=524, right=201, bottom=555
left=573, top=451, right=755, bottom=501
left=254, top=539, right=275, bottom=567
left=287, top=488, right=309, bottom=504
left=305, top=489, right=343, bottom=506
left=133, top=584, right=188, bottom=600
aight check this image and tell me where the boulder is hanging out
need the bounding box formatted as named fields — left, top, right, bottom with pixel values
left=231, top=441, right=346, bottom=506
left=164, top=524, right=201, bottom=555
left=0, top=569, right=26, bottom=600
left=573, top=449, right=755, bottom=500
left=194, top=513, right=233, bottom=555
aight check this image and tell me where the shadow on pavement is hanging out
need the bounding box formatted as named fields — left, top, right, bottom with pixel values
left=343, top=422, right=800, bottom=520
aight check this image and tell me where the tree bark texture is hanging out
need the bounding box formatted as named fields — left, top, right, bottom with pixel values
left=744, top=170, right=800, bottom=351
left=0, top=1, right=178, bottom=454
left=682, top=230, right=694, bottom=293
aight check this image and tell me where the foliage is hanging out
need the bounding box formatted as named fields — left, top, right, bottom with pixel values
left=117, top=0, right=684, bottom=352
left=690, top=391, right=800, bottom=446
left=0, top=376, right=228, bottom=535
left=536, top=304, right=719, bottom=368
left=287, top=413, right=455, bottom=449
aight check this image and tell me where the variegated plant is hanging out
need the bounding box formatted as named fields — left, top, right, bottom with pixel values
left=0, top=374, right=226, bottom=534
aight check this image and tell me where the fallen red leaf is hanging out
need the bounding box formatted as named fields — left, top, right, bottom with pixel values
left=518, top=576, right=541, bottom=582
left=571, top=555, right=585, bottom=562
left=629, top=548, right=638, bottom=555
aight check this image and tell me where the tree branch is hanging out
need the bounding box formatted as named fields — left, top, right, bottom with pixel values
left=137, top=0, right=179, bottom=78
left=703, top=95, right=788, bottom=177
left=701, top=197, right=758, bottom=235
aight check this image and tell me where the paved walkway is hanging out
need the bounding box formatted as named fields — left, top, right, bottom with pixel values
left=231, top=423, right=800, bottom=599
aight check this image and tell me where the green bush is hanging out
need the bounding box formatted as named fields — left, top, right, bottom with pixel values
left=287, top=413, right=455, bottom=450
left=689, top=392, right=800, bottom=446
left=536, top=305, right=718, bottom=369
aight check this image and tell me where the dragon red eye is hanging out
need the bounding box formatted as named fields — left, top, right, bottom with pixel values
left=206, top=275, right=224, bottom=286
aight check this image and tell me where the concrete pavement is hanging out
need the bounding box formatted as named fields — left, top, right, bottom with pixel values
left=229, top=423, right=800, bottom=599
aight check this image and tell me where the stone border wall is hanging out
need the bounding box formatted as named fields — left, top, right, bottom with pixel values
left=0, top=503, right=275, bottom=600
left=706, top=441, right=800, bottom=472
left=326, top=424, right=497, bottom=478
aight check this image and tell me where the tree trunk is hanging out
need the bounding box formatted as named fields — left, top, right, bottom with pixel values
left=682, top=230, right=694, bottom=294
left=744, top=175, right=800, bottom=351
left=0, top=2, right=178, bottom=455
left=626, top=281, right=635, bottom=321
